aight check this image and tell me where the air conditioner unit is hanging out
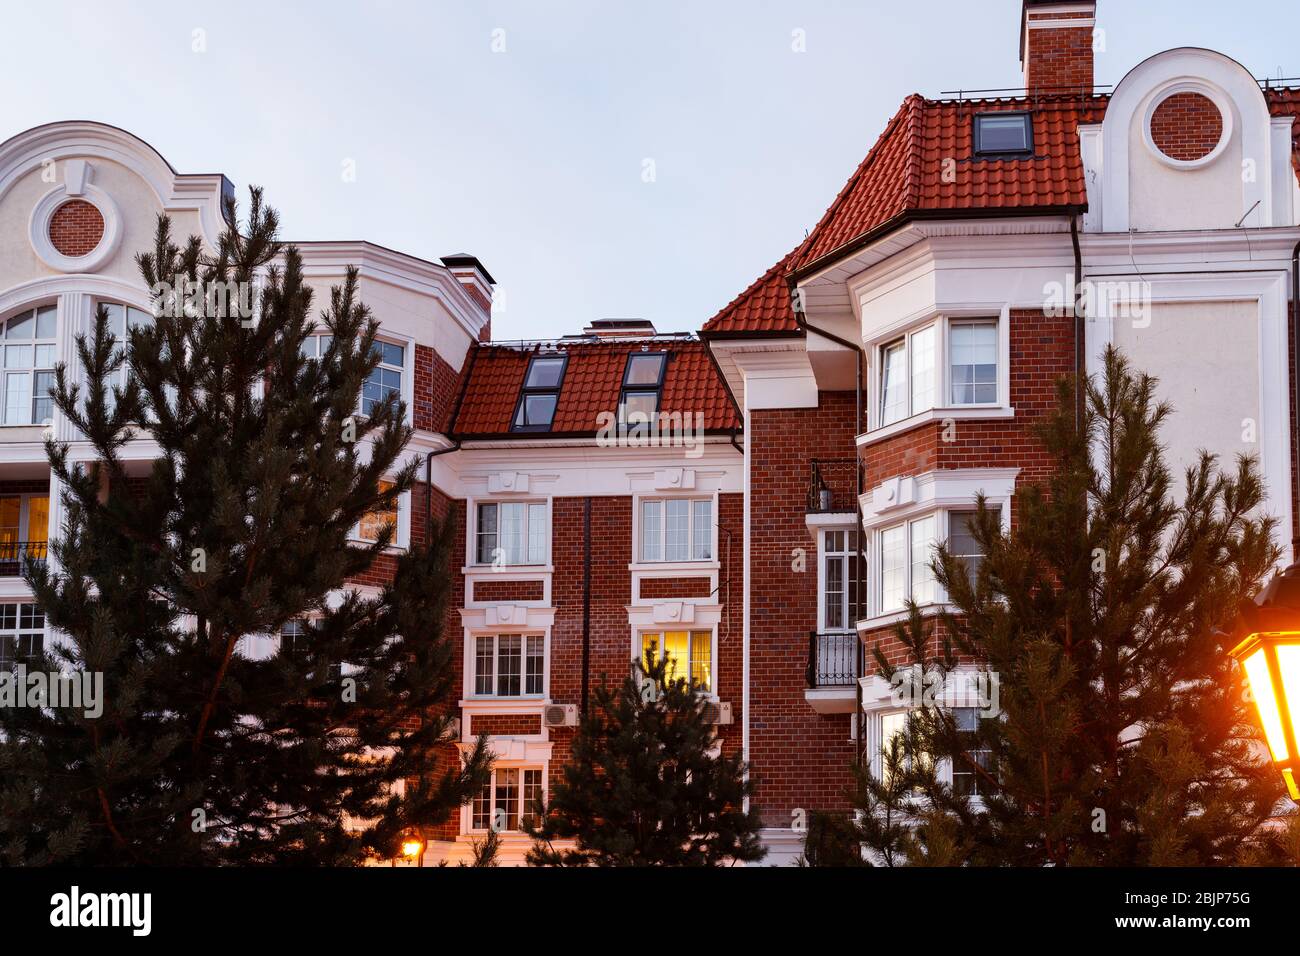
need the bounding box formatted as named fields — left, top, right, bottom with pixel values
left=702, top=701, right=733, bottom=725
left=542, top=703, right=578, bottom=728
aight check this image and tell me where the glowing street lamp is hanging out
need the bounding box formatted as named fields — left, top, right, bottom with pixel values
left=1230, top=563, right=1300, bottom=801
left=400, top=833, right=426, bottom=866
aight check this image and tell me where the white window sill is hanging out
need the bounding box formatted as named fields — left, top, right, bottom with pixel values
left=856, top=601, right=951, bottom=632
left=462, top=564, right=554, bottom=575
left=627, top=560, right=720, bottom=573
left=857, top=406, right=1014, bottom=446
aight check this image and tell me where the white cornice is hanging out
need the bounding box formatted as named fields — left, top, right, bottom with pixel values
left=293, top=241, right=489, bottom=342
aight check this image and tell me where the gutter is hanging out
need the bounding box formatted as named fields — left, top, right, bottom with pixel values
left=1072, top=214, right=1086, bottom=431
left=423, top=341, right=479, bottom=549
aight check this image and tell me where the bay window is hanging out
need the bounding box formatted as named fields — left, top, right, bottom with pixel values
left=876, top=317, right=1001, bottom=428
left=2, top=306, right=58, bottom=426
left=639, top=497, right=712, bottom=562
left=876, top=508, right=1000, bottom=616
left=472, top=767, right=544, bottom=832
left=879, top=515, right=937, bottom=614
left=473, top=634, right=545, bottom=697
left=475, top=501, right=548, bottom=566
left=949, top=321, right=998, bottom=406
left=641, top=630, right=712, bottom=693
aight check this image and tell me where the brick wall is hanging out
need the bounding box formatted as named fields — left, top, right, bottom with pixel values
left=472, top=578, right=545, bottom=603
left=1150, top=92, right=1224, bottom=162
left=48, top=199, right=104, bottom=257
left=1024, top=11, right=1094, bottom=97
left=639, top=576, right=713, bottom=600
left=748, top=391, right=860, bottom=824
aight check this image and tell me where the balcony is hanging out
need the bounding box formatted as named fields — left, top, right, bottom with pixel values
left=806, top=459, right=859, bottom=515
left=805, top=631, right=861, bottom=714
left=0, top=541, right=48, bottom=576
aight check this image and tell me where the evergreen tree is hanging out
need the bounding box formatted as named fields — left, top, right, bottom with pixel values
left=0, top=190, right=489, bottom=865
left=525, top=651, right=765, bottom=866
left=835, top=346, right=1289, bottom=866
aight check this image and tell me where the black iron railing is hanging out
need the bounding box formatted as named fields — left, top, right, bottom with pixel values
left=806, top=459, right=859, bottom=514
left=806, top=631, right=862, bottom=688
left=0, top=541, right=47, bottom=575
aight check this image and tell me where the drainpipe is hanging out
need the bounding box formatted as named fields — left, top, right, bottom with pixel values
left=1292, top=239, right=1300, bottom=558
left=582, top=497, right=592, bottom=715
left=1071, top=214, right=1085, bottom=433
left=793, top=292, right=867, bottom=762
left=424, top=443, right=459, bottom=550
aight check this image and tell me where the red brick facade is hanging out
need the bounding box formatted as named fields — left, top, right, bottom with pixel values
left=1023, top=8, right=1095, bottom=97
left=48, top=199, right=104, bottom=257
left=1150, top=91, right=1224, bottom=161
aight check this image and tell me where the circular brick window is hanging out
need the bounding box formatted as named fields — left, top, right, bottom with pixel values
left=47, top=199, right=106, bottom=258
left=1150, top=92, right=1223, bottom=163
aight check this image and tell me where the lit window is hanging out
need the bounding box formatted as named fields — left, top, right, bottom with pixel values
left=0, top=495, right=48, bottom=572
left=473, top=634, right=545, bottom=697
left=879, top=325, right=936, bottom=426
left=641, top=630, right=712, bottom=693
left=974, top=112, right=1033, bottom=156
left=359, top=480, right=398, bottom=543
left=879, top=515, right=937, bottom=614
left=0, top=602, right=45, bottom=670
left=821, top=530, right=866, bottom=631
left=639, top=498, right=712, bottom=562
left=618, top=352, right=667, bottom=427
left=363, top=340, right=404, bottom=417
left=950, top=322, right=998, bottom=405
left=475, top=501, right=548, bottom=565
left=512, top=354, right=567, bottom=432
left=472, top=767, right=544, bottom=832
left=877, top=710, right=934, bottom=788
left=1, top=306, right=58, bottom=426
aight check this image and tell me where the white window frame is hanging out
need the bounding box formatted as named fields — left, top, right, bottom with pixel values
left=868, top=504, right=1009, bottom=623
left=868, top=310, right=1011, bottom=434
left=0, top=305, right=59, bottom=427
left=636, top=627, right=717, bottom=696
left=817, top=526, right=862, bottom=633
left=469, top=498, right=551, bottom=567
left=303, top=328, right=414, bottom=428
left=0, top=601, right=46, bottom=667
left=468, top=765, right=547, bottom=834
left=633, top=494, right=716, bottom=565
left=469, top=632, right=547, bottom=699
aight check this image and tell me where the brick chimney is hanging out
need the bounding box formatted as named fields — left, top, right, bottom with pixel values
left=1020, top=1, right=1097, bottom=97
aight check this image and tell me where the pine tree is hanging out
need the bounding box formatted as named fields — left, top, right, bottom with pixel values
left=525, top=650, right=765, bottom=866
left=0, top=190, right=489, bottom=865
left=836, top=346, right=1289, bottom=866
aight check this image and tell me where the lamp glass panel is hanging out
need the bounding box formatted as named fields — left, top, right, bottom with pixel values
left=1244, top=647, right=1289, bottom=762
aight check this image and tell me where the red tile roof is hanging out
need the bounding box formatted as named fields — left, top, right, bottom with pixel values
left=707, top=86, right=1300, bottom=337
left=704, top=93, right=1111, bottom=335
left=700, top=246, right=803, bottom=337
left=451, top=339, right=740, bottom=437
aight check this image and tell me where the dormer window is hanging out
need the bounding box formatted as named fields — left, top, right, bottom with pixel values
left=618, top=352, right=666, bottom=425
left=512, top=354, right=567, bottom=432
left=973, top=112, right=1033, bottom=157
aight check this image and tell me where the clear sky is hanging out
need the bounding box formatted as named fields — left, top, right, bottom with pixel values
left=4, top=0, right=1298, bottom=340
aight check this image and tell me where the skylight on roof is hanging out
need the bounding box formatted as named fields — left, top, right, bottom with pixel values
left=974, top=112, right=1033, bottom=156
left=512, top=354, right=567, bottom=431
left=618, top=352, right=667, bottom=426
